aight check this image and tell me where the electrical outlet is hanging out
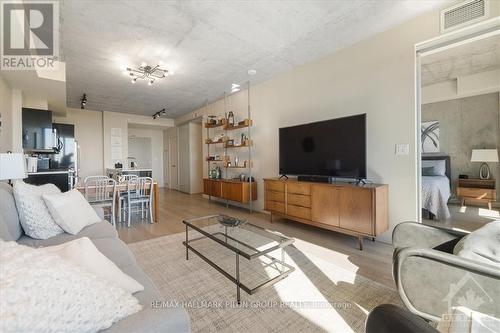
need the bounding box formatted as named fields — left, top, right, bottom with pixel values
left=395, top=144, right=409, bottom=156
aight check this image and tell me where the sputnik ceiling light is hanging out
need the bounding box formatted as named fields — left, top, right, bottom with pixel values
left=124, top=62, right=169, bottom=85
left=152, top=108, right=167, bottom=119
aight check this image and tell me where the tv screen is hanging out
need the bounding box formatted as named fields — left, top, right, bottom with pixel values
left=279, top=114, right=366, bottom=179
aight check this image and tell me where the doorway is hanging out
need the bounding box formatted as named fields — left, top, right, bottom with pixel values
left=169, top=136, right=178, bottom=190
left=128, top=136, right=152, bottom=169
left=415, top=18, right=500, bottom=230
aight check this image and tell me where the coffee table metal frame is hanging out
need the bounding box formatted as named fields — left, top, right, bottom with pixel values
left=183, top=214, right=295, bottom=303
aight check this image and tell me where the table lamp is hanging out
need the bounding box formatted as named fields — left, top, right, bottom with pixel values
left=471, top=149, right=499, bottom=180
left=0, top=153, right=27, bottom=185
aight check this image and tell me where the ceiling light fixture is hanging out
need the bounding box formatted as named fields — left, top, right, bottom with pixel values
left=80, top=93, right=87, bottom=109
left=247, top=69, right=257, bottom=76
left=125, top=62, right=169, bottom=86
left=152, top=108, right=167, bottom=119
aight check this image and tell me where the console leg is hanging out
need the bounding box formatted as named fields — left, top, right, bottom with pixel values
left=270, top=213, right=273, bottom=223
left=357, top=235, right=363, bottom=251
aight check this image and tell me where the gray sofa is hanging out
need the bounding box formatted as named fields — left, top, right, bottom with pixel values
left=392, top=222, right=500, bottom=322
left=0, top=183, right=190, bottom=333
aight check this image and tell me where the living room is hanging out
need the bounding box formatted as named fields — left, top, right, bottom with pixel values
left=0, top=1, right=499, bottom=333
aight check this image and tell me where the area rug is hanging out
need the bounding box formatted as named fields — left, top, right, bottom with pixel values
left=129, top=231, right=402, bottom=333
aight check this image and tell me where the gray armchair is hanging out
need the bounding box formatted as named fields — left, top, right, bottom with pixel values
left=392, top=222, right=500, bottom=322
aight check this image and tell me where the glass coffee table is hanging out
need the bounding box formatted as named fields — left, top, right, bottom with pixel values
left=183, top=214, right=295, bottom=303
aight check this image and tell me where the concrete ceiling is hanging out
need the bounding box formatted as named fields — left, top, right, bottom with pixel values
left=62, top=0, right=450, bottom=117
left=421, top=34, right=500, bottom=86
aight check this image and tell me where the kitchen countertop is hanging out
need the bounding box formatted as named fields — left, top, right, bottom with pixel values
left=28, top=170, right=72, bottom=175
left=106, top=168, right=152, bottom=172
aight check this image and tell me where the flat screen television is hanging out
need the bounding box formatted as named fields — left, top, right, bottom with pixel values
left=279, top=114, right=366, bottom=179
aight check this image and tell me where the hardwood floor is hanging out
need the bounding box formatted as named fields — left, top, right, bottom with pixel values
left=116, top=188, right=395, bottom=288
left=424, top=203, right=499, bottom=233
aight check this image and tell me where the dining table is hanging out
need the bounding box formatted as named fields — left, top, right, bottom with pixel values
left=75, top=181, right=159, bottom=223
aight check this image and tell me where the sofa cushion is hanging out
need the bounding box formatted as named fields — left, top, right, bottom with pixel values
left=90, top=237, right=138, bottom=267
left=17, top=220, right=118, bottom=248
left=0, top=214, right=15, bottom=241
left=454, top=220, right=500, bottom=267
left=102, top=263, right=190, bottom=333
left=40, top=237, right=144, bottom=294
left=0, top=183, right=23, bottom=241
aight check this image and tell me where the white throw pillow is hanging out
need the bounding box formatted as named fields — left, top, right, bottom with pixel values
left=0, top=240, right=142, bottom=333
left=13, top=181, right=64, bottom=239
left=42, top=189, right=102, bottom=235
left=40, top=237, right=144, bottom=293
left=437, top=306, right=500, bottom=333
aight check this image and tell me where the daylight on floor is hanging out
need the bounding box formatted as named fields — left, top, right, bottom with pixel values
left=0, top=1, right=499, bottom=333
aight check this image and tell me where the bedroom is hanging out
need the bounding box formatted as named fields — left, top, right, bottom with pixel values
left=419, top=33, right=500, bottom=230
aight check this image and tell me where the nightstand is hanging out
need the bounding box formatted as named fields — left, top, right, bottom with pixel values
left=457, top=178, right=496, bottom=210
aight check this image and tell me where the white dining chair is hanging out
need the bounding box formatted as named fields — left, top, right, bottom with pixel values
left=84, top=176, right=117, bottom=226
left=122, top=177, right=154, bottom=227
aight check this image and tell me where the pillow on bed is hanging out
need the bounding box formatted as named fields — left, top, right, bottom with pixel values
left=422, top=160, right=446, bottom=176
left=422, top=166, right=438, bottom=176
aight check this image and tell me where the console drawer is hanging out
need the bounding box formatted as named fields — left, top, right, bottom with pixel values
left=287, top=204, right=311, bottom=220
left=266, top=200, right=285, bottom=213
left=266, top=181, right=285, bottom=193
left=266, top=190, right=285, bottom=203
left=287, top=193, right=311, bottom=208
left=287, top=182, right=311, bottom=195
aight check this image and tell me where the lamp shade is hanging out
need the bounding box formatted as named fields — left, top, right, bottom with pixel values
left=471, top=149, right=499, bottom=163
left=0, top=153, right=27, bottom=180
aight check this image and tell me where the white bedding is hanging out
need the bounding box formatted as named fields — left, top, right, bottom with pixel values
left=422, top=175, right=451, bottom=220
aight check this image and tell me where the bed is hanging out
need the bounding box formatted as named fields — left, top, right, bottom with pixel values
left=421, top=155, right=451, bottom=220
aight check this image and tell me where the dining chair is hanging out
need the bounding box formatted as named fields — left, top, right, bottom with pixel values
left=117, top=174, right=138, bottom=222
left=84, top=176, right=117, bottom=226
left=122, top=177, right=154, bottom=227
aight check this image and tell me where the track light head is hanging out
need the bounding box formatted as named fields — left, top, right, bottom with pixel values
left=80, top=93, right=87, bottom=109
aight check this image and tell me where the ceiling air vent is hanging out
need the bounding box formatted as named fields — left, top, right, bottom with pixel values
left=441, top=0, right=489, bottom=33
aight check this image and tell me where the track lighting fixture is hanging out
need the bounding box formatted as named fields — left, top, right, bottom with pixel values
left=152, top=108, right=167, bottom=119
left=80, top=93, right=87, bottom=109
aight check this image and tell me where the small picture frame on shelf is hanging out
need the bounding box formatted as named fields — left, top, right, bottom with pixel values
left=226, top=139, right=234, bottom=147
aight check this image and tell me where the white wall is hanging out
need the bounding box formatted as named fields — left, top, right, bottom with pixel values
left=53, top=108, right=104, bottom=179
left=189, top=122, right=203, bottom=194
left=176, top=8, right=464, bottom=242
left=22, top=92, right=49, bottom=110
left=0, top=75, right=13, bottom=153
left=128, top=127, right=165, bottom=187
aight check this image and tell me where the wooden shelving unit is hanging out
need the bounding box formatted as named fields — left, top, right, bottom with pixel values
left=204, top=82, right=255, bottom=212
